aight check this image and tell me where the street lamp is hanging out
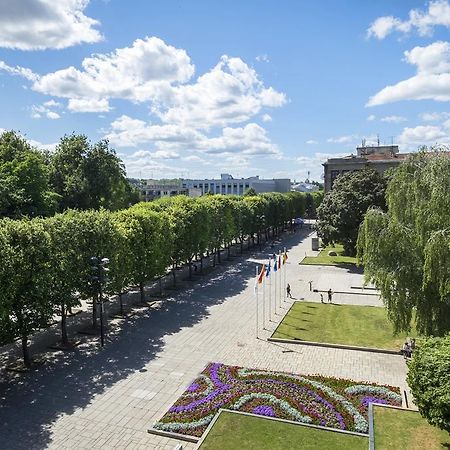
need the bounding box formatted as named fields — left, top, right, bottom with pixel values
left=90, top=256, right=110, bottom=347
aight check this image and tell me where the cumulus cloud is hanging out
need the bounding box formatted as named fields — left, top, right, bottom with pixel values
left=381, top=115, right=407, bottom=123
left=306, top=139, right=318, bottom=145
left=30, top=101, right=62, bottom=119
left=367, top=0, right=450, bottom=39
left=105, top=115, right=281, bottom=157
left=0, top=0, right=102, bottom=50
left=367, top=41, right=450, bottom=106
left=156, top=55, right=286, bottom=129
left=261, top=114, right=272, bottom=122
left=367, top=114, right=376, bottom=121
left=0, top=60, right=38, bottom=81
left=397, top=124, right=448, bottom=147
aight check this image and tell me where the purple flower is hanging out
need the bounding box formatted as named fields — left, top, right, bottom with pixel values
left=253, top=405, right=275, bottom=417
left=187, top=383, right=200, bottom=392
left=361, top=396, right=388, bottom=407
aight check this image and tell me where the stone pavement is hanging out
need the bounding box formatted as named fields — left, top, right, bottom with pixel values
left=0, top=229, right=408, bottom=449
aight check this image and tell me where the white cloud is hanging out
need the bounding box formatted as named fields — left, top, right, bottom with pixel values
left=0, top=0, right=102, bottom=50
left=380, top=115, right=407, bottom=123
left=106, top=115, right=281, bottom=157
left=421, top=111, right=450, bottom=121
left=261, top=114, right=272, bottom=122
left=397, top=125, right=448, bottom=146
left=30, top=101, right=62, bottom=119
left=367, top=114, right=376, bottom=121
left=156, top=55, right=286, bottom=129
left=327, top=134, right=358, bottom=144
left=256, top=54, right=270, bottom=63
left=367, top=0, right=450, bottom=39
left=31, top=36, right=195, bottom=109
left=367, top=41, right=450, bottom=106
left=306, top=139, right=318, bottom=145
left=0, top=60, right=38, bottom=81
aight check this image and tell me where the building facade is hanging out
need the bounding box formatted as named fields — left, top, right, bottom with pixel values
left=323, top=145, right=409, bottom=191
left=140, top=179, right=201, bottom=202
left=181, top=174, right=291, bottom=196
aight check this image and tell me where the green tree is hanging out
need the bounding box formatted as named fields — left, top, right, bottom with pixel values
left=317, top=169, right=387, bottom=255
left=407, top=334, right=450, bottom=432
left=0, top=218, right=53, bottom=366
left=358, top=150, right=450, bottom=335
left=243, top=187, right=257, bottom=197
left=0, top=131, right=59, bottom=217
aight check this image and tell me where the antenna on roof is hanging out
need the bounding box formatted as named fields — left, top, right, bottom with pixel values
left=377, top=134, right=380, bottom=146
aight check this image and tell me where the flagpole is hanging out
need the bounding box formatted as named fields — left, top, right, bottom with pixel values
left=278, top=251, right=282, bottom=310
left=268, top=258, right=272, bottom=322
left=255, top=265, right=259, bottom=339
left=283, top=247, right=287, bottom=304
left=262, top=272, right=266, bottom=329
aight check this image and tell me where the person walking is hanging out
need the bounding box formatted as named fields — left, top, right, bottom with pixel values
left=320, top=293, right=324, bottom=303
left=327, top=288, right=333, bottom=303
left=286, top=283, right=293, bottom=299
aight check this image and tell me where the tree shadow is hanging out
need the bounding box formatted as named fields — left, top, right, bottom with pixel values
left=0, top=231, right=312, bottom=449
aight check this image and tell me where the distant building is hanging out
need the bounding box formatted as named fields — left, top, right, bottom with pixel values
left=323, top=144, right=409, bottom=191
left=140, top=179, right=201, bottom=202
left=181, top=174, right=291, bottom=196
left=291, top=182, right=319, bottom=193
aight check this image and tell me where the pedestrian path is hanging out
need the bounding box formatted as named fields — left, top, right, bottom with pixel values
left=0, top=230, right=407, bottom=449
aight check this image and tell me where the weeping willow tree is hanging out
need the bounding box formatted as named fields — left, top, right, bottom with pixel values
left=357, top=148, right=450, bottom=336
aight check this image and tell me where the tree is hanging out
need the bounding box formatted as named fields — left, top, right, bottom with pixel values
left=49, top=134, right=138, bottom=211
left=316, top=169, right=387, bottom=255
left=407, top=334, right=450, bottom=432
left=0, top=131, right=59, bottom=217
left=358, top=150, right=450, bottom=335
left=243, top=187, right=257, bottom=197
left=0, top=218, right=53, bottom=366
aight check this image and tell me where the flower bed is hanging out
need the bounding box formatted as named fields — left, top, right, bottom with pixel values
left=152, top=363, right=401, bottom=437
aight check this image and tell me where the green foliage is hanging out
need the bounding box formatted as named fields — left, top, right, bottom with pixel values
left=0, top=131, right=59, bottom=217
left=243, top=187, right=257, bottom=197
left=49, top=134, right=138, bottom=211
left=317, top=169, right=387, bottom=255
left=358, top=150, right=450, bottom=335
left=407, top=334, right=450, bottom=432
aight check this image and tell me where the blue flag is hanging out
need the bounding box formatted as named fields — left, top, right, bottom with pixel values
left=274, top=258, right=278, bottom=272
left=266, top=259, right=271, bottom=277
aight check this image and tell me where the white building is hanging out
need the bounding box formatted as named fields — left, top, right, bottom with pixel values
left=181, top=174, right=291, bottom=196
left=291, top=182, right=319, bottom=193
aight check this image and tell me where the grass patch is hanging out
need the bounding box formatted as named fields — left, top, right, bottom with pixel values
left=301, top=244, right=357, bottom=265
left=199, top=411, right=368, bottom=450
left=272, top=302, right=416, bottom=351
left=373, top=406, right=450, bottom=449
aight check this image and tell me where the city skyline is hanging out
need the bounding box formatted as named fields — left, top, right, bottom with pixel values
left=1, top=0, right=450, bottom=181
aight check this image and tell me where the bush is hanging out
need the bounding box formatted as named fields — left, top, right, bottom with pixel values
left=407, top=334, right=450, bottom=432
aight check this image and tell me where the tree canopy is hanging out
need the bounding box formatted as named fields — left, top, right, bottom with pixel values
left=358, top=150, right=450, bottom=335
left=316, top=168, right=387, bottom=255
left=407, top=334, right=450, bottom=432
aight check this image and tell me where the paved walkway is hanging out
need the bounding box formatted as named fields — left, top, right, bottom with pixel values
left=0, top=230, right=408, bottom=449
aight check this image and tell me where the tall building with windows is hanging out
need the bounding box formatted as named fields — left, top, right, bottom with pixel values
left=323, top=145, right=409, bottom=191
left=181, top=174, right=291, bottom=196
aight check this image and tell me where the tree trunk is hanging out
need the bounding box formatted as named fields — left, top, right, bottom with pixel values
left=92, top=292, right=98, bottom=329
left=240, top=239, right=243, bottom=254
left=159, top=278, right=162, bottom=296
left=61, top=302, right=68, bottom=347
left=119, top=292, right=124, bottom=316
left=189, top=261, right=192, bottom=280
left=22, top=334, right=31, bottom=368
left=218, top=247, right=221, bottom=264
left=213, top=250, right=216, bottom=267
left=227, top=245, right=230, bottom=258
left=172, top=266, right=176, bottom=287
left=139, top=281, right=145, bottom=303
left=200, top=255, right=203, bottom=273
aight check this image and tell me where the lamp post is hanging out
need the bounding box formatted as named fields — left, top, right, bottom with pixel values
left=90, top=256, right=110, bottom=347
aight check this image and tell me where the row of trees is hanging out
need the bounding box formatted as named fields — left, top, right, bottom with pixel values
left=0, top=131, right=139, bottom=218
left=0, top=191, right=313, bottom=367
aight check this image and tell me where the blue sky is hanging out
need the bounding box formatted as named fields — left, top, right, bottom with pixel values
left=1, top=0, right=449, bottom=181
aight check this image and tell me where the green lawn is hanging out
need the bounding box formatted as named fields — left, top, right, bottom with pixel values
left=272, top=301, right=415, bottom=351
left=374, top=406, right=450, bottom=449
left=198, top=411, right=367, bottom=450
left=301, top=244, right=357, bottom=265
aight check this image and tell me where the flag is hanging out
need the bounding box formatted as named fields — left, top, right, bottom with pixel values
left=266, top=259, right=271, bottom=278
left=278, top=255, right=282, bottom=268
left=274, top=258, right=278, bottom=272
left=257, top=264, right=266, bottom=284
left=283, top=252, right=288, bottom=264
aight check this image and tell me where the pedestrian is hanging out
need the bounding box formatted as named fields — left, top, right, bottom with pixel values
left=286, top=283, right=292, bottom=299
left=410, top=338, right=416, bottom=353
left=327, top=288, right=333, bottom=303
left=320, top=293, right=324, bottom=303
left=402, top=341, right=412, bottom=359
